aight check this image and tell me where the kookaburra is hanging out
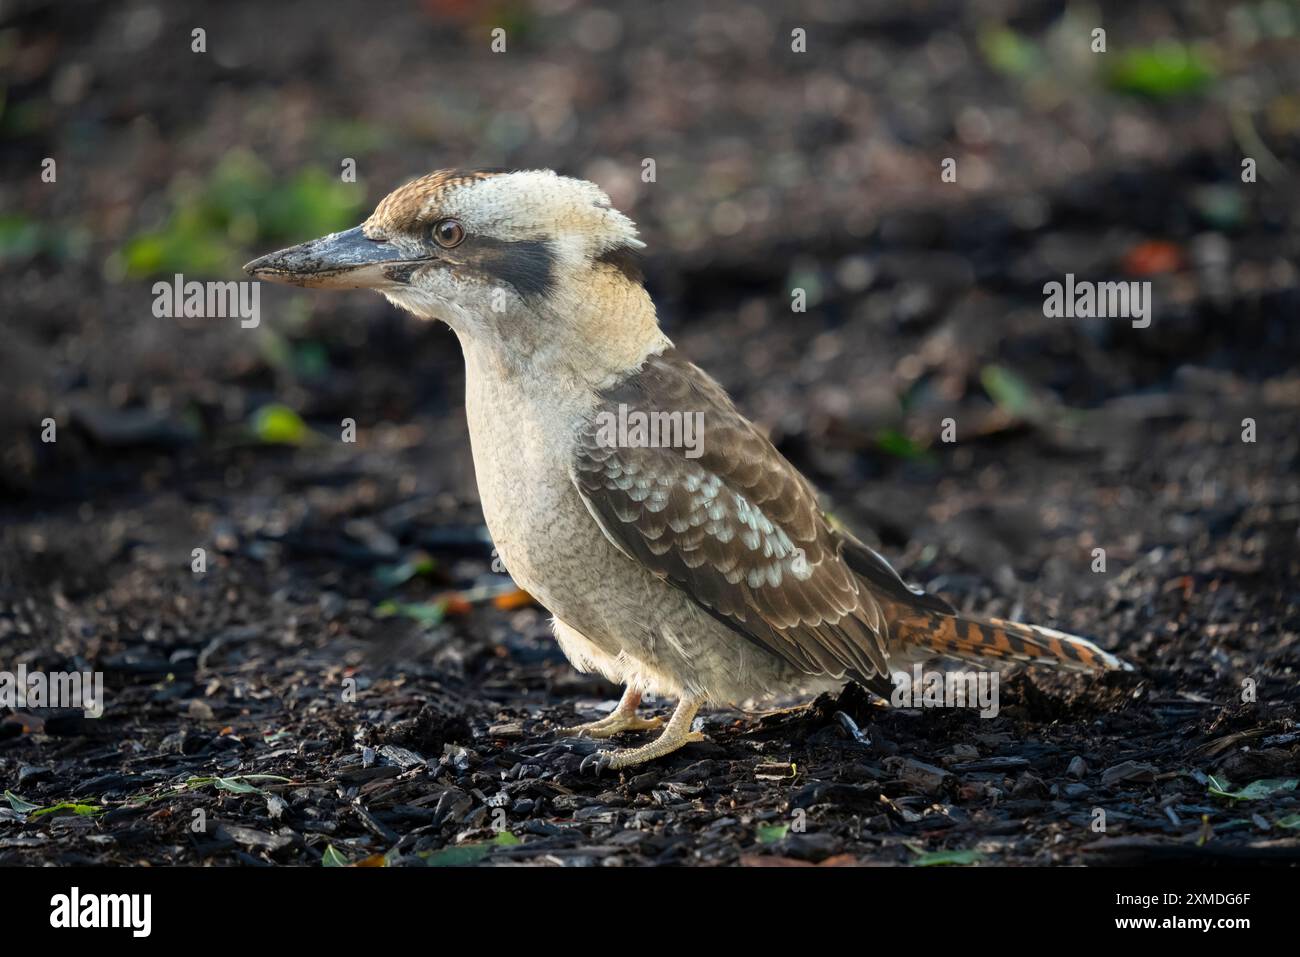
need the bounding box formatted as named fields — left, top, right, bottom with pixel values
left=247, top=169, right=1132, bottom=770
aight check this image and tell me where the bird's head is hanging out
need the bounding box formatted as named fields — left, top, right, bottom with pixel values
left=246, top=168, right=661, bottom=382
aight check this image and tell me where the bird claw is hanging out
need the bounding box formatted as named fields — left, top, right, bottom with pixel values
left=579, top=750, right=613, bottom=776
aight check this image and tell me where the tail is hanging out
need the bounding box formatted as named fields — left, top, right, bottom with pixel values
left=884, top=604, right=1134, bottom=673
left=835, top=534, right=1134, bottom=674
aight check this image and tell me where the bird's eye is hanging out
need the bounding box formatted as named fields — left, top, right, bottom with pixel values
left=431, top=219, right=465, bottom=248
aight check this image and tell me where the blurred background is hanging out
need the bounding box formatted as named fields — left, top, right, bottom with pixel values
left=0, top=0, right=1298, bottom=866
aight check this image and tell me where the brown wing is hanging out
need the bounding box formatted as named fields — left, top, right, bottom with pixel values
left=571, top=348, right=904, bottom=684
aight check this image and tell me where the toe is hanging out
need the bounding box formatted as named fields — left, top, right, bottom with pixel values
left=579, top=751, right=613, bottom=776
left=556, top=718, right=607, bottom=737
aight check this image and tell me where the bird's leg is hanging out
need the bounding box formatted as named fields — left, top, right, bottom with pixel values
left=559, top=686, right=665, bottom=738
left=582, top=695, right=707, bottom=772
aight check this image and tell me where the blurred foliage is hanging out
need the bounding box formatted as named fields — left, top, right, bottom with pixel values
left=249, top=403, right=311, bottom=446
left=260, top=326, right=333, bottom=381
left=120, top=151, right=364, bottom=279
left=373, top=555, right=438, bottom=588
left=290, top=340, right=332, bottom=379
left=1107, top=41, right=1216, bottom=98
left=312, top=118, right=394, bottom=158
left=980, top=365, right=1036, bottom=418
left=875, top=428, right=930, bottom=461
left=1192, top=184, right=1246, bottom=231
left=0, top=84, right=50, bottom=139
left=979, top=25, right=1217, bottom=101
left=978, top=26, right=1040, bottom=78
left=785, top=264, right=825, bottom=308
left=0, top=213, right=89, bottom=264
left=375, top=599, right=448, bottom=625
left=1227, top=1, right=1300, bottom=42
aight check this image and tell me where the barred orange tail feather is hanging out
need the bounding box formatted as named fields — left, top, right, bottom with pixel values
left=885, top=604, right=1134, bottom=673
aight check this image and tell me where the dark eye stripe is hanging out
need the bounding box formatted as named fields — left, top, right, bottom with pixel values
left=596, top=243, right=643, bottom=283
left=468, top=237, right=555, bottom=298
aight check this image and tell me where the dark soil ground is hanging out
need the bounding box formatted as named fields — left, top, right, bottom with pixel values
left=1, top=0, right=1298, bottom=866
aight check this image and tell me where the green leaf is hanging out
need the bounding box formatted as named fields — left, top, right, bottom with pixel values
left=757, top=824, right=790, bottom=844
left=0, top=214, right=45, bottom=263
left=375, top=600, right=447, bottom=625
left=373, top=556, right=437, bottom=588
left=419, top=831, right=520, bottom=866
left=420, top=844, right=493, bottom=866
left=981, top=365, right=1036, bottom=418
left=1108, top=42, right=1214, bottom=99
left=293, top=341, right=331, bottom=380
left=321, top=845, right=350, bottom=867
left=30, top=802, right=102, bottom=819
left=1208, top=778, right=1298, bottom=802
left=1275, top=814, right=1300, bottom=830
left=250, top=404, right=309, bottom=446
left=4, top=790, right=41, bottom=814
left=909, top=846, right=984, bottom=867
left=978, top=26, right=1039, bottom=77
left=179, top=774, right=292, bottom=796
left=875, top=428, right=929, bottom=460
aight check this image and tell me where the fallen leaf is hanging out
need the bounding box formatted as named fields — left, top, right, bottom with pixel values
left=30, top=802, right=102, bottom=819
left=492, top=588, right=535, bottom=611
left=4, top=791, right=41, bottom=814
left=907, top=843, right=984, bottom=867
left=1208, top=778, right=1298, bottom=802
left=250, top=403, right=311, bottom=446
left=321, top=845, right=349, bottom=867
left=1122, top=239, right=1183, bottom=276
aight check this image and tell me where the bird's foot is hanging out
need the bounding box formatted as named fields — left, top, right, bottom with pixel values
left=579, top=695, right=707, bottom=774
left=581, top=729, right=706, bottom=774
left=560, top=712, right=665, bottom=739
left=557, top=686, right=662, bottom=739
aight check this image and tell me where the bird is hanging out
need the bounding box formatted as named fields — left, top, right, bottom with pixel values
left=246, top=168, right=1133, bottom=770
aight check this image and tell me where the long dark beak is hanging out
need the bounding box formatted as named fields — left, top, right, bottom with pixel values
left=243, top=226, right=424, bottom=288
